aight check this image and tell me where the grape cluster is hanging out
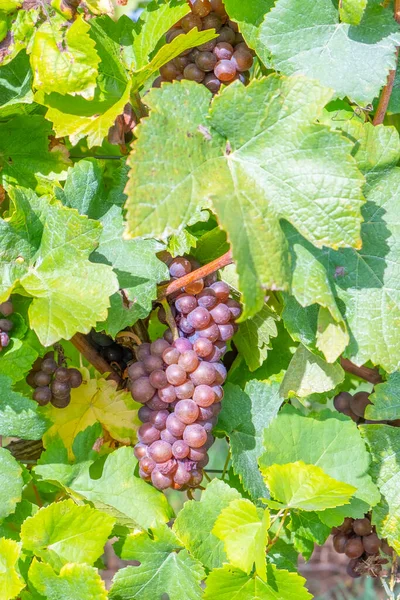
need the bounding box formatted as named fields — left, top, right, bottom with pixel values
left=133, top=256, right=241, bottom=491
left=334, top=390, right=400, bottom=426
left=0, top=299, right=13, bottom=351
left=27, top=351, right=82, bottom=408
left=89, top=330, right=134, bottom=374
left=154, top=0, right=254, bottom=94
left=332, top=516, right=393, bottom=578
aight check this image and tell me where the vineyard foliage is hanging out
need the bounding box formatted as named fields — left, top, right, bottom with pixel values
left=1, top=0, right=400, bottom=598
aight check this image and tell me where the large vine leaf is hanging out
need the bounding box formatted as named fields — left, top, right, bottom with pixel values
left=110, top=525, right=205, bottom=600
left=30, top=15, right=100, bottom=98
left=28, top=559, right=107, bottom=600
left=365, top=372, right=400, bottom=421
left=0, top=538, right=25, bottom=600
left=233, top=304, right=278, bottom=371
left=0, top=449, right=23, bottom=519
left=361, top=424, right=400, bottom=554
left=204, top=564, right=312, bottom=600
left=20, top=499, right=115, bottom=571
left=125, top=77, right=364, bottom=318
left=41, top=369, right=140, bottom=458
left=259, top=407, right=379, bottom=506
left=288, top=511, right=331, bottom=561
left=259, top=0, right=400, bottom=103
left=215, top=380, right=283, bottom=500
left=0, top=375, right=47, bottom=440
left=173, top=479, right=241, bottom=570
left=0, top=116, right=69, bottom=190
left=0, top=500, right=38, bottom=542
left=0, top=50, right=33, bottom=119
left=213, top=499, right=270, bottom=580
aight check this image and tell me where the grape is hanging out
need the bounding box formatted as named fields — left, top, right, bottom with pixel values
left=210, top=0, right=227, bottom=16
left=55, top=367, right=70, bottom=382
left=136, top=343, right=151, bottom=361
left=138, top=423, right=160, bottom=445
left=90, top=331, right=113, bottom=347
left=175, top=380, right=195, bottom=400
left=187, top=307, right=211, bottom=329
left=33, top=386, right=52, bottom=405
left=162, top=347, right=180, bottom=365
left=175, top=294, right=197, bottom=314
left=149, top=440, right=173, bottom=463
left=173, top=338, right=193, bottom=353
left=184, top=280, right=204, bottom=294
left=169, top=257, right=192, bottom=278
left=188, top=446, right=207, bottom=462
left=190, top=0, right=212, bottom=17
left=333, top=533, right=348, bottom=553
left=204, top=432, right=215, bottom=448
left=181, top=13, right=202, bottom=32
left=333, top=391, right=352, bottom=415
left=147, top=394, right=169, bottom=410
left=175, top=399, right=199, bottom=424
left=338, top=518, right=354, bottom=534
left=212, top=385, right=224, bottom=402
left=150, top=338, right=170, bottom=357
left=178, top=350, right=199, bottom=373
left=143, top=355, right=164, bottom=373
left=174, top=55, right=191, bottom=72
left=139, top=468, right=151, bottom=481
left=152, top=76, right=163, bottom=88
left=346, top=559, right=362, bottom=579
left=205, top=343, right=225, bottom=362
left=210, top=302, right=231, bottom=325
left=202, top=12, right=222, bottom=30
left=198, top=405, right=214, bottom=420
left=151, top=470, right=173, bottom=490
left=158, top=385, right=177, bottom=403
left=51, top=395, right=71, bottom=408
left=128, top=362, right=147, bottom=381
left=140, top=456, right=156, bottom=474
left=68, top=368, right=83, bottom=388
left=134, top=443, right=148, bottom=460
left=193, top=384, right=215, bottom=407
left=218, top=323, right=235, bottom=341
left=149, top=369, right=168, bottom=389
left=174, top=461, right=192, bottom=485
left=34, top=371, right=52, bottom=387
left=0, top=318, right=12, bottom=332
left=138, top=405, right=152, bottom=422
left=51, top=380, right=71, bottom=398
left=350, top=391, right=371, bottom=418
left=149, top=409, right=169, bottom=430
left=157, top=459, right=177, bottom=475
left=353, top=518, right=372, bottom=536
left=210, top=281, right=230, bottom=301
left=41, top=358, right=58, bottom=375
left=188, top=469, right=203, bottom=487
left=345, top=537, right=364, bottom=559
left=195, top=289, right=217, bottom=310
left=26, top=371, right=36, bottom=388
left=190, top=362, right=216, bottom=385
left=0, top=300, right=13, bottom=316
left=193, top=337, right=214, bottom=358
left=131, top=377, right=155, bottom=403
left=204, top=73, right=222, bottom=93
left=381, top=539, right=393, bottom=555
left=161, top=429, right=179, bottom=444
left=122, top=347, right=133, bottom=363
left=231, top=48, right=253, bottom=72
left=197, top=322, right=220, bottom=342
left=213, top=402, right=222, bottom=416
left=0, top=332, right=9, bottom=347
left=159, top=61, right=179, bottom=81
left=166, top=364, right=187, bottom=386
left=104, top=345, right=123, bottom=362
left=172, top=440, right=190, bottom=459
left=217, top=26, right=236, bottom=44
left=213, top=42, right=233, bottom=61
left=166, top=413, right=186, bottom=437
left=178, top=317, right=195, bottom=335
left=213, top=363, right=227, bottom=385
left=363, top=533, right=381, bottom=554
left=196, top=51, right=217, bottom=72
left=226, top=298, right=242, bottom=319
left=183, top=423, right=208, bottom=448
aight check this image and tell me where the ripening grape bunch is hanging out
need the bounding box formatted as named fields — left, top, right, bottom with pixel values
left=334, top=390, right=400, bottom=426
left=27, top=351, right=82, bottom=408
left=154, top=0, right=254, bottom=94
left=132, top=256, right=241, bottom=491
left=0, top=298, right=14, bottom=351
left=331, top=515, right=394, bottom=578
left=89, top=330, right=134, bottom=374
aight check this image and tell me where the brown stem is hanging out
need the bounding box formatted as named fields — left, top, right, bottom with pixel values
left=161, top=298, right=179, bottom=341
left=340, top=358, right=383, bottom=385
left=373, top=50, right=399, bottom=125
left=158, top=250, right=233, bottom=300
left=71, top=333, right=122, bottom=385
left=396, top=0, right=400, bottom=24
left=267, top=508, right=290, bottom=552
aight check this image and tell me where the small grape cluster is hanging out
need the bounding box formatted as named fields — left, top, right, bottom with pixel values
left=27, top=351, right=82, bottom=408
left=0, top=299, right=13, bottom=351
left=334, top=390, right=400, bottom=426
left=89, top=330, right=134, bottom=375
left=332, top=516, right=393, bottom=578
left=154, top=0, right=254, bottom=94
left=133, top=256, right=241, bottom=491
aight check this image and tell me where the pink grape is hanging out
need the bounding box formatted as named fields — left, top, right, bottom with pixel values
left=226, top=298, right=242, bottom=319
left=138, top=423, right=160, bottom=444
left=193, top=337, right=214, bottom=358
left=188, top=446, right=207, bottom=462
left=197, top=322, right=220, bottom=342
left=136, top=343, right=151, bottom=361
left=178, top=350, right=199, bottom=373
left=162, top=347, right=180, bottom=365
left=188, top=470, right=203, bottom=487
left=210, top=302, right=231, bottom=324
left=143, top=355, right=163, bottom=373
left=193, top=384, right=215, bottom=407
left=149, top=369, right=168, bottom=389
left=183, top=424, right=208, bottom=448
left=198, top=406, right=214, bottom=420
left=187, top=307, right=211, bottom=329
left=158, top=385, right=177, bottom=403
left=134, top=443, right=148, bottom=460
left=149, top=409, right=169, bottom=430
left=131, top=377, right=155, bottom=403
left=140, top=456, right=156, bottom=474
left=138, top=405, right=152, bottom=422
left=174, top=461, right=191, bottom=485
left=190, top=362, right=216, bottom=385
left=166, top=364, right=187, bottom=386
left=172, top=440, right=190, bottom=459
left=151, top=470, right=173, bottom=490
left=175, top=380, right=195, bottom=400
left=150, top=338, right=170, bottom=356
left=166, top=413, right=186, bottom=437
left=212, top=385, right=224, bottom=401
left=147, top=394, right=169, bottom=410
left=175, top=399, right=199, bottom=424
left=210, top=281, right=230, bottom=301
left=173, top=338, right=193, bottom=353
left=157, top=459, right=177, bottom=475
left=169, top=257, right=192, bottom=278
left=161, top=429, right=179, bottom=444
left=175, top=294, right=197, bottom=314
left=213, top=363, right=227, bottom=385
left=218, top=323, right=235, bottom=341
left=149, top=440, right=173, bottom=463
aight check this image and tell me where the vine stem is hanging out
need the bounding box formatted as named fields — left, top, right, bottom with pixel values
left=161, top=298, right=179, bottom=341
left=221, top=449, right=231, bottom=480
left=340, top=358, right=383, bottom=384
left=266, top=508, right=290, bottom=552
left=71, top=333, right=122, bottom=385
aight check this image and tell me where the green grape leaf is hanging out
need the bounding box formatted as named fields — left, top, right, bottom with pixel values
left=262, top=461, right=356, bottom=511
left=223, top=0, right=274, bottom=64
left=339, top=0, right=367, bottom=25
left=233, top=304, right=278, bottom=371
left=0, top=375, right=48, bottom=440
left=37, top=17, right=131, bottom=147
left=110, top=525, right=205, bottom=600
left=167, top=229, right=197, bottom=258
left=288, top=511, right=331, bottom=561
left=0, top=449, right=23, bottom=519
left=315, top=307, right=349, bottom=363
left=259, top=0, right=400, bottom=103
left=125, top=77, right=364, bottom=318
left=173, top=479, right=241, bottom=570
left=0, top=50, right=33, bottom=119
left=213, top=499, right=270, bottom=580
left=28, top=558, right=108, bottom=600
left=20, top=499, right=115, bottom=571
left=0, top=538, right=25, bottom=600
left=259, top=407, right=379, bottom=506
left=0, top=500, right=38, bottom=542
left=267, top=538, right=299, bottom=573
left=36, top=445, right=174, bottom=529
left=365, top=372, right=400, bottom=421
left=0, top=116, right=70, bottom=190
left=361, top=424, right=400, bottom=554
left=30, top=15, right=100, bottom=98
left=280, top=345, right=344, bottom=398
left=215, top=380, right=284, bottom=500
left=204, top=564, right=312, bottom=600
left=0, top=337, right=38, bottom=385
